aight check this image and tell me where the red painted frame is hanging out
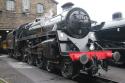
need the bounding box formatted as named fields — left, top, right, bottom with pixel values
left=68, top=51, right=112, bottom=61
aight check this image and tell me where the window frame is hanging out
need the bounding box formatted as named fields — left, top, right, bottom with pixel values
left=36, top=3, right=44, bottom=14
left=22, top=0, right=31, bottom=13
left=6, top=0, right=15, bottom=11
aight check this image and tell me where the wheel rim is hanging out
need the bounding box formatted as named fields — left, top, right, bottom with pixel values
left=27, top=54, right=33, bottom=65
left=36, top=58, right=43, bottom=68
left=89, top=65, right=98, bottom=75
left=61, top=62, right=74, bottom=78
left=23, top=53, right=27, bottom=62
left=46, top=61, right=53, bottom=72
left=87, top=58, right=98, bottom=75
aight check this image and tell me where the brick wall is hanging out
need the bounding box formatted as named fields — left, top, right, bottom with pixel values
left=0, top=0, right=57, bottom=30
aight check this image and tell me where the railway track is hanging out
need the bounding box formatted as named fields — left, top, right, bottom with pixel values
left=77, top=65, right=125, bottom=83
left=1, top=55, right=125, bottom=83
left=72, top=73, right=118, bottom=83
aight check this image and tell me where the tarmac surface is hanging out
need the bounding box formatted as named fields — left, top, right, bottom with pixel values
left=0, top=55, right=125, bottom=83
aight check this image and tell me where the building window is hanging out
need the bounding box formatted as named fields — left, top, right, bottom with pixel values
left=6, top=0, right=15, bottom=11
left=22, top=0, right=30, bottom=13
left=36, top=3, right=44, bottom=14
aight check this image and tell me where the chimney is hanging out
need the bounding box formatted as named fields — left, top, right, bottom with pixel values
left=61, top=2, right=74, bottom=11
left=112, top=12, right=123, bottom=21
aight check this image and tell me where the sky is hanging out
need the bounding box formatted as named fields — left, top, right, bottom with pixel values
left=56, top=0, right=125, bottom=22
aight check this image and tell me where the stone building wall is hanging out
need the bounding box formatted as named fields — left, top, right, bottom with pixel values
left=0, top=0, right=57, bottom=30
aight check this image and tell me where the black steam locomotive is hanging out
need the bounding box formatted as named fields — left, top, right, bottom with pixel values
left=6, top=6, right=117, bottom=78
left=92, top=18, right=125, bottom=64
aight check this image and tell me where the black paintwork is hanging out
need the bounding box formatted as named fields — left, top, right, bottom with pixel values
left=94, top=19, right=125, bottom=42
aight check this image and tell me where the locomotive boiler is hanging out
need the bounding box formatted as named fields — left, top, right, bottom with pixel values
left=6, top=3, right=118, bottom=79
left=94, top=19, right=125, bottom=42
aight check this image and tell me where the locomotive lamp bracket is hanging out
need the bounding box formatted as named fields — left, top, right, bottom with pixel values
left=89, top=43, right=95, bottom=51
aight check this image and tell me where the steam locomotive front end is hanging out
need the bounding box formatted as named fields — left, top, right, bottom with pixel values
left=60, top=8, right=120, bottom=77
left=64, top=7, right=91, bottom=39
left=68, top=51, right=118, bottom=76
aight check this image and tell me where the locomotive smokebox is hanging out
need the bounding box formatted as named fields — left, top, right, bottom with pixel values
left=41, top=7, right=91, bottom=39
left=65, top=7, right=91, bottom=38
